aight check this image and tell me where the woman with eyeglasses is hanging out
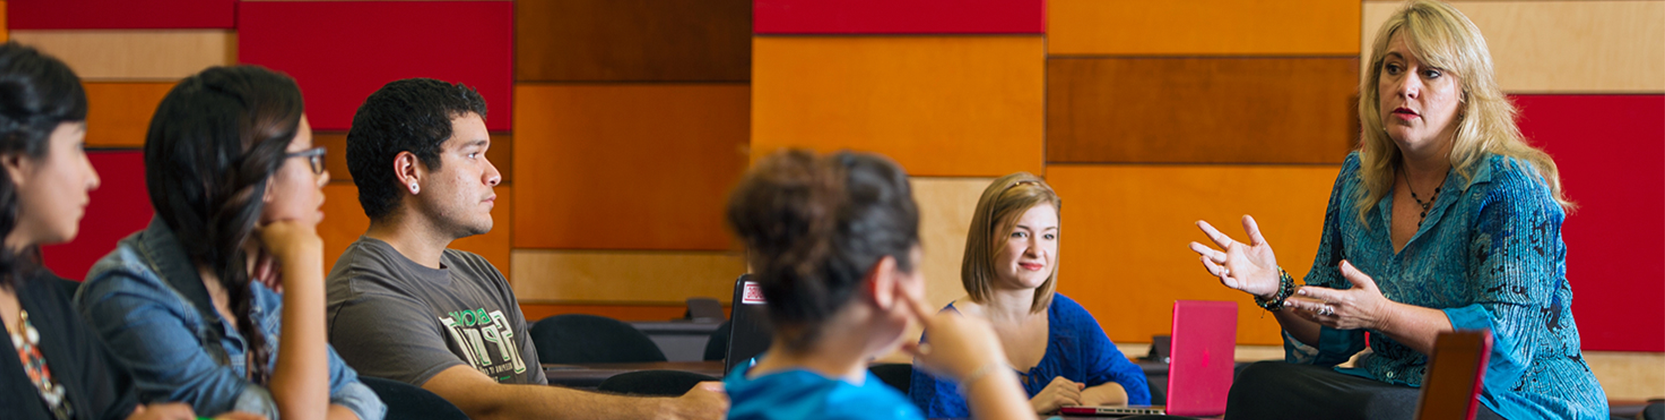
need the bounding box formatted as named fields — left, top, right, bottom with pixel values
left=76, top=65, right=385, bottom=420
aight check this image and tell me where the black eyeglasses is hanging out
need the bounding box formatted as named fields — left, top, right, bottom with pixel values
left=286, top=147, right=327, bottom=175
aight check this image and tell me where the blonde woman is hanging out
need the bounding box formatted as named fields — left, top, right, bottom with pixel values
left=910, top=173, right=1148, bottom=417
left=1188, top=1, right=1606, bottom=419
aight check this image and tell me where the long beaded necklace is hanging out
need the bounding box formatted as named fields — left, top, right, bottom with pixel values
left=1403, top=167, right=1444, bottom=226
left=11, top=308, right=74, bottom=420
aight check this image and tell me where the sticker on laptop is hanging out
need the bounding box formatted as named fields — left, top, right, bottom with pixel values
left=741, top=281, right=766, bottom=304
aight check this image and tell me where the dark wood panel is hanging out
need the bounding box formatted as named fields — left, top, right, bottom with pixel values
left=1047, top=57, right=1360, bottom=164
left=515, top=0, right=751, bottom=82
left=317, top=132, right=513, bottom=185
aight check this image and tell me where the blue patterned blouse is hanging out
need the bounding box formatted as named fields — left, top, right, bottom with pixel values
left=1287, top=152, right=1607, bottom=419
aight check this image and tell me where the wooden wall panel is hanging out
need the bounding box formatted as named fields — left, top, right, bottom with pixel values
left=752, top=36, right=1044, bottom=177
left=510, top=250, right=744, bottom=304
left=512, top=84, right=748, bottom=251
left=320, top=185, right=513, bottom=278
left=912, top=177, right=995, bottom=310
left=10, top=30, right=234, bottom=81
left=40, top=151, right=151, bottom=281
left=1048, top=0, right=1359, bottom=56
left=1046, top=164, right=1340, bottom=346
left=1515, top=94, right=1665, bottom=352
left=1362, top=1, right=1665, bottom=93
left=238, top=1, right=514, bottom=130
left=1584, top=351, right=1665, bottom=401
left=84, top=82, right=172, bottom=148
left=520, top=303, right=708, bottom=323
left=1047, top=58, right=1359, bottom=164
left=1, top=2, right=8, bottom=42
left=314, top=132, right=513, bottom=185
left=515, top=0, right=750, bottom=82
left=754, top=0, right=1043, bottom=34
left=9, top=0, right=233, bottom=29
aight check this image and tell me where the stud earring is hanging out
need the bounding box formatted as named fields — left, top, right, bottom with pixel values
left=410, top=183, right=419, bottom=194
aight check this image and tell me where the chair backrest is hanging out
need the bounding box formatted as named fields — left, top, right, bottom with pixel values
left=531, top=314, right=667, bottom=364
left=597, top=369, right=719, bottom=396
left=1415, top=330, right=1493, bottom=420
left=724, top=274, right=773, bottom=375
left=868, top=363, right=912, bottom=393
left=702, top=320, right=731, bottom=362
left=358, top=376, right=469, bottom=420
left=685, top=297, right=724, bottom=322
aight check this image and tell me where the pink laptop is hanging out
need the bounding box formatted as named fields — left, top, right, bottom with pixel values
left=1060, top=300, right=1237, bottom=417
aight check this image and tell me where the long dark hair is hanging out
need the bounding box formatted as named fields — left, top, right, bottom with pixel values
left=145, top=65, right=303, bottom=385
left=0, top=42, right=87, bottom=288
left=726, top=149, right=920, bottom=351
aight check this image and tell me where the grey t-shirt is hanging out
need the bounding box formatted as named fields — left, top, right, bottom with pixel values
left=325, top=237, right=546, bottom=386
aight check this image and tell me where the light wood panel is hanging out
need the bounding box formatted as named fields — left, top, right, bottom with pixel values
left=1048, top=0, right=1359, bottom=56
left=512, top=84, right=748, bottom=251
left=84, top=82, right=172, bottom=147
left=912, top=177, right=996, bottom=311
left=10, top=30, right=234, bottom=81
left=752, top=36, right=1044, bottom=177
left=1584, top=351, right=1665, bottom=400
left=1046, top=164, right=1341, bottom=346
left=320, top=184, right=512, bottom=277
left=1047, top=57, right=1359, bottom=164
left=1362, top=1, right=1665, bottom=93
left=519, top=303, right=714, bottom=324
left=315, top=132, right=513, bottom=185
left=510, top=250, right=744, bottom=304
left=515, top=0, right=750, bottom=82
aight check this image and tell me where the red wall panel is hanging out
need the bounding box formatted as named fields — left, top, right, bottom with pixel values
left=237, top=1, right=514, bottom=131
left=753, top=0, right=1043, bottom=34
left=1514, top=94, right=1665, bottom=352
left=8, top=0, right=233, bottom=29
left=41, top=150, right=152, bottom=281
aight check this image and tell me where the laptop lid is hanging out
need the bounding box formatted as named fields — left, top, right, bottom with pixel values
left=724, top=274, right=773, bottom=376
left=1415, top=330, right=1493, bottom=420
left=1164, top=300, right=1237, bottom=417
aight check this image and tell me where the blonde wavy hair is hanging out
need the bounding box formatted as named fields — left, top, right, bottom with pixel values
left=961, top=172, right=1061, bottom=314
left=1356, top=0, right=1572, bottom=222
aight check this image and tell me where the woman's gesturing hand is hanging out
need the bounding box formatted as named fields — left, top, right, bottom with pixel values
left=1284, top=260, right=1393, bottom=331
left=1189, top=215, right=1282, bottom=299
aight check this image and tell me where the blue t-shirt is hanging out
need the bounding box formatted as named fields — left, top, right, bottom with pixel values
left=908, top=293, right=1149, bottom=417
left=725, top=365, right=922, bottom=420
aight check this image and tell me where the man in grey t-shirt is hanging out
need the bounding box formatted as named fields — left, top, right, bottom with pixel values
left=326, top=78, right=726, bottom=420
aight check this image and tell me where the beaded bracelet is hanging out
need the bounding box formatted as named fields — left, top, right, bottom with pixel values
left=1254, top=268, right=1296, bottom=311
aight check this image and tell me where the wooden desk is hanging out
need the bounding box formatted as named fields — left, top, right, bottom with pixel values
left=542, top=361, right=725, bottom=389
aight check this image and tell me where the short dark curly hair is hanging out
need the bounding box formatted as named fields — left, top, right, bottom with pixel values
left=346, top=78, right=487, bottom=220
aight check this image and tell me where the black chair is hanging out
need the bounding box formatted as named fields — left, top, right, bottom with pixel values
left=597, top=370, right=719, bottom=396
left=868, top=363, right=912, bottom=393
left=684, top=297, right=724, bottom=322
left=358, top=376, right=469, bottom=420
left=532, top=314, right=667, bottom=364
left=703, top=320, right=732, bottom=362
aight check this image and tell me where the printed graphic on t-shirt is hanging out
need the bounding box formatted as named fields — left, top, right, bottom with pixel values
left=440, top=308, right=528, bottom=381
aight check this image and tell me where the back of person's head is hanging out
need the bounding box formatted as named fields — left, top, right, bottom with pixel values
left=0, top=42, right=86, bottom=287
left=1357, top=0, right=1570, bottom=220
left=961, top=172, right=1061, bottom=313
left=346, top=78, right=487, bottom=220
left=726, top=149, right=920, bottom=351
left=144, top=64, right=303, bottom=385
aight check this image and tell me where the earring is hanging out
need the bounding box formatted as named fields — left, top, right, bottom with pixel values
left=409, top=183, right=419, bottom=194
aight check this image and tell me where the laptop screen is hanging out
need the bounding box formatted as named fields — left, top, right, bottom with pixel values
left=724, top=274, right=773, bottom=375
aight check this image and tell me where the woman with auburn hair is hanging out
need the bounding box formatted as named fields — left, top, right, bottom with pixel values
left=0, top=41, right=203, bottom=420
left=909, top=172, right=1148, bottom=417
left=76, top=65, right=384, bottom=420
left=1188, top=1, right=1606, bottom=419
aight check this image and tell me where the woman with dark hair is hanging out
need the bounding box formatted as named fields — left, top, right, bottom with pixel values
left=0, top=42, right=200, bottom=420
left=76, top=65, right=385, bottom=420
left=722, top=149, right=1032, bottom=420
left=910, top=172, right=1148, bottom=417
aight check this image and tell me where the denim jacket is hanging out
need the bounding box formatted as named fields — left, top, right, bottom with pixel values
left=75, top=219, right=386, bottom=419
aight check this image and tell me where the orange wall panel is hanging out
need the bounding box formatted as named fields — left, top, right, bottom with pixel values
left=512, top=84, right=748, bottom=250
left=1048, top=0, right=1359, bottom=56
left=315, top=132, right=514, bottom=185
left=320, top=184, right=513, bottom=278
left=1047, top=164, right=1340, bottom=346
left=751, top=36, right=1044, bottom=177
left=84, top=82, right=172, bottom=148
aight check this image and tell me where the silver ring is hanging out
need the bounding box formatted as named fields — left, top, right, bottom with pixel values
left=1220, top=268, right=1231, bottom=277
left=1318, top=306, right=1334, bottom=316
